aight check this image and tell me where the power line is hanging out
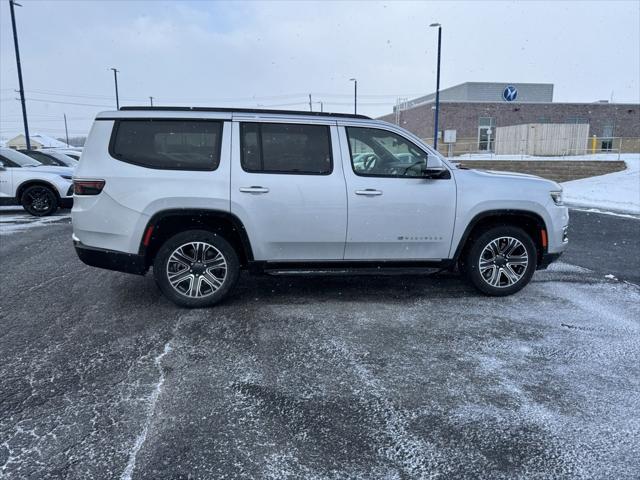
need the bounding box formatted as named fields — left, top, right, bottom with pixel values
left=15, top=88, right=423, bottom=104
left=22, top=97, right=114, bottom=108
left=1, top=118, right=86, bottom=123
left=22, top=89, right=313, bottom=104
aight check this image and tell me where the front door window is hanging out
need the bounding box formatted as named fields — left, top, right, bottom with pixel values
left=346, top=127, right=428, bottom=177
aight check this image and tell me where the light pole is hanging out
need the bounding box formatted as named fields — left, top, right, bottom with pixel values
left=349, top=78, right=357, bottom=114
left=63, top=113, right=69, bottom=147
left=9, top=0, right=30, bottom=150
left=429, top=23, right=442, bottom=150
left=110, top=67, right=120, bottom=109
left=149, top=96, right=154, bottom=107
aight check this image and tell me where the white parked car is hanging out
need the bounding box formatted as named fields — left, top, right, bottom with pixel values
left=20, top=149, right=79, bottom=168
left=45, top=148, right=82, bottom=161
left=0, top=147, right=74, bottom=216
left=72, top=108, right=569, bottom=307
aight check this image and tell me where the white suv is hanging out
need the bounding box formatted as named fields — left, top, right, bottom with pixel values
left=0, top=147, right=74, bottom=216
left=72, top=108, right=569, bottom=307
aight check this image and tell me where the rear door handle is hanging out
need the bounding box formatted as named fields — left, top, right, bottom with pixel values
left=239, top=186, right=270, bottom=194
left=355, top=189, right=383, bottom=196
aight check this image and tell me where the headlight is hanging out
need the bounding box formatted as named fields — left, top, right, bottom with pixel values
left=60, top=174, right=73, bottom=180
left=550, top=191, right=563, bottom=206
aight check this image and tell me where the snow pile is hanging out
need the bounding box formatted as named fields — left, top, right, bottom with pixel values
left=561, top=155, right=640, bottom=214
left=453, top=153, right=627, bottom=161
left=0, top=207, right=70, bottom=235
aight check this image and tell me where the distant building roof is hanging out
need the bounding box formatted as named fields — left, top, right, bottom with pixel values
left=5, top=133, right=69, bottom=149
left=398, top=82, right=555, bottom=110
left=30, top=134, right=69, bottom=148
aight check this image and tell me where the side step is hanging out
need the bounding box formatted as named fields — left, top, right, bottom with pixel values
left=248, top=260, right=455, bottom=276
left=264, top=267, right=450, bottom=277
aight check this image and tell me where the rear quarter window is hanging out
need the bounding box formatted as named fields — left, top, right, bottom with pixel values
left=110, top=119, right=223, bottom=171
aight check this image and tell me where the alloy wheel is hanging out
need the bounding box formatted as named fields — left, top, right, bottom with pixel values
left=166, top=242, right=227, bottom=298
left=26, top=187, right=52, bottom=213
left=478, top=236, right=529, bottom=288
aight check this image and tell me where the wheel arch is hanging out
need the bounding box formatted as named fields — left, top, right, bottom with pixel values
left=453, top=209, right=548, bottom=265
left=139, top=209, right=254, bottom=268
left=16, top=179, right=61, bottom=202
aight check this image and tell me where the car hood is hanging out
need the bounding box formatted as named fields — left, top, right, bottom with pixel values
left=20, top=165, right=74, bottom=175
left=461, top=167, right=562, bottom=190
left=480, top=169, right=541, bottom=179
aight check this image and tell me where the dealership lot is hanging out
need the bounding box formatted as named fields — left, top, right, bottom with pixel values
left=1, top=212, right=639, bottom=479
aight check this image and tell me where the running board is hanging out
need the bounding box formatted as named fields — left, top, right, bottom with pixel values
left=248, top=260, right=455, bottom=276
left=264, top=267, right=448, bottom=277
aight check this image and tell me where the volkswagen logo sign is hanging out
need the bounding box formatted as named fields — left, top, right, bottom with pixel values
left=502, top=85, right=518, bottom=102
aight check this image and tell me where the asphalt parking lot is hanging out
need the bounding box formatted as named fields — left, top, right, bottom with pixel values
left=1, top=208, right=639, bottom=479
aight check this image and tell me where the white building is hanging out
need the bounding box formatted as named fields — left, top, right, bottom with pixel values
left=6, top=133, right=69, bottom=150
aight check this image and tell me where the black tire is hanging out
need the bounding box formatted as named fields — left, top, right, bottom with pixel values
left=21, top=185, right=58, bottom=216
left=153, top=230, right=240, bottom=308
left=461, top=226, right=537, bottom=296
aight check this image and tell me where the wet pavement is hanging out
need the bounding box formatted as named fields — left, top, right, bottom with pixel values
left=1, top=212, right=638, bottom=479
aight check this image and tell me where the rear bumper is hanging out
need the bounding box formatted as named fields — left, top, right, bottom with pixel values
left=538, top=252, right=563, bottom=270
left=74, top=238, right=147, bottom=275
left=58, top=185, right=74, bottom=209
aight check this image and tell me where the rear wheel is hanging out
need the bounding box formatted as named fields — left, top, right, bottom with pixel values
left=21, top=185, right=58, bottom=216
left=462, top=226, right=537, bottom=296
left=153, top=230, right=240, bottom=308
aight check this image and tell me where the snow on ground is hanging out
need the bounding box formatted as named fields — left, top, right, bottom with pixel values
left=452, top=153, right=631, bottom=161
left=0, top=206, right=70, bottom=235
left=561, top=156, right=640, bottom=214
left=450, top=153, right=640, bottom=214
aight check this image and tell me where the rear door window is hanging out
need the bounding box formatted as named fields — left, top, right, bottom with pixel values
left=240, top=122, right=332, bottom=175
left=110, top=119, right=222, bottom=171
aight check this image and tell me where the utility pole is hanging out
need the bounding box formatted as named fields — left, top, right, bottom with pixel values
left=430, top=23, right=442, bottom=150
left=9, top=0, right=30, bottom=150
left=308, top=94, right=313, bottom=112
left=319, top=101, right=323, bottom=113
left=349, top=78, right=358, bottom=115
left=110, top=67, right=120, bottom=109
left=149, top=96, right=154, bottom=107
left=63, top=113, right=69, bottom=147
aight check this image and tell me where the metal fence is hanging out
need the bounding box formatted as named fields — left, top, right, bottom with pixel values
left=423, top=136, right=640, bottom=160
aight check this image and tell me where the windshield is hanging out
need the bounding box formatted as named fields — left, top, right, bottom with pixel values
left=0, top=148, right=41, bottom=167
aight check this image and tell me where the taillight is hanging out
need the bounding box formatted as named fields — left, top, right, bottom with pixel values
left=73, top=179, right=105, bottom=195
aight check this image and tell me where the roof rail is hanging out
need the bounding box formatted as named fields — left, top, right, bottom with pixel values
left=118, top=106, right=371, bottom=119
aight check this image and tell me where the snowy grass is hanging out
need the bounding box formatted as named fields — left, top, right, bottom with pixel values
left=453, top=153, right=638, bottom=162
left=562, top=157, right=640, bottom=214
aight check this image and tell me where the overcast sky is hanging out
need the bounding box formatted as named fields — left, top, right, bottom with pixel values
left=1, top=0, right=639, bottom=140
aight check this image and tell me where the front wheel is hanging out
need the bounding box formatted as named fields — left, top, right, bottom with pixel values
left=153, top=230, right=240, bottom=308
left=21, top=185, right=58, bottom=216
left=462, top=226, right=537, bottom=296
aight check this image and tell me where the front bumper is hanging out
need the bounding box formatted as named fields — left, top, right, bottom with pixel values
left=74, top=238, right=147, bottom=275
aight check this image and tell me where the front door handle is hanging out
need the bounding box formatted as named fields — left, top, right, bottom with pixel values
left=239, top=186, right=270, bottom=194
left=355, top=189, right=383, bottom=196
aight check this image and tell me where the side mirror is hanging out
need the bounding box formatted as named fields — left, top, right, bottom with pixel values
left=423, top=154, right=447, bottom=178
left=0, top=163, right=6, bottom=172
